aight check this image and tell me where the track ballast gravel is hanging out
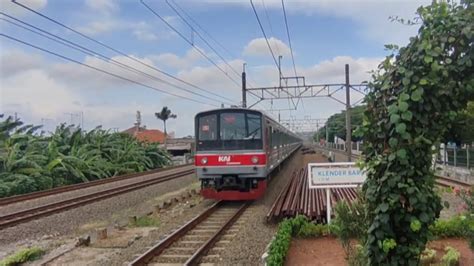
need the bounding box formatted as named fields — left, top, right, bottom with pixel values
left=0, top=165, right=193, bottom=216
left=0, top=171, right=197, bottom=250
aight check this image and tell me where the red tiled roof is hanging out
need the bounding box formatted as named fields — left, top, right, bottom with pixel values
left=134, top=129, right=166, bottom=143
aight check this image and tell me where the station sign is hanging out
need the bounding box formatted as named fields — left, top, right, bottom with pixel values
left=308, top=162, right=366, bottom=189
left=307, top=162, right=366, bottom=223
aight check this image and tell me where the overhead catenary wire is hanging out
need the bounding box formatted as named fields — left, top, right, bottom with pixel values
left=249, top=0, right=280, bottom=71
left=140, top=0, right=242, bottom=89
left=261, top=0, right=281, bottom=56
left=165, top=0, right=241, bottom=78
left=166, top=0, right=261, bottom=94
left=0, top=33, right=218, bottom=107
left=169, top=0, right=236, bottom=62
left=10, top=0, right=236, bottom=105
left=281, top=0, right=298, bottom=85
left=0, top=14, right=234, bottom=106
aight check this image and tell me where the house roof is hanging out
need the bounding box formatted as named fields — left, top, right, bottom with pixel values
left=134, top=129, right=166, bottom=143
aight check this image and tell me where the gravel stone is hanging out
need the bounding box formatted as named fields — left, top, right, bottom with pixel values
left=0, top=171, right=197, bottom=256
left=0, top=165, right=193, bottom=216
left=216, top=150, right=308, bottom=265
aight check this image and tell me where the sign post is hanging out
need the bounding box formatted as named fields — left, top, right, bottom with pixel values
left=308, top=162, right=366, bottom=224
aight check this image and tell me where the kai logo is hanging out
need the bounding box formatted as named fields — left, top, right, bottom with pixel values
left=218, top=156, right=231, bottom=162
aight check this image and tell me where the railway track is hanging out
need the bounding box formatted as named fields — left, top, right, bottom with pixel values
left=436, top=175, right=471, bottom=189
left=129, top=201, right=250, bottom=266
left=0, top=167, right=195, bottom=230
left=0, top=164, right=192, bottom=207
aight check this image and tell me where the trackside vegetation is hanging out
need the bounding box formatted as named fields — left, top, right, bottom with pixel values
left=357, top=0, right=473, bottom=264
left=266, top=189, right=473, bottom=266
left=0, top=115, right=171, bottom=198
left=0, top=246, right=44, bottom=266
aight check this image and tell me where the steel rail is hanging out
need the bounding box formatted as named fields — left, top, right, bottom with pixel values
left=129, top=201, right=249, bottom=265
left=0, top=169, right=194, bottom=230
left=185, top=202, right=250, bottom=265
left=0, top=164, right=192, bottom=206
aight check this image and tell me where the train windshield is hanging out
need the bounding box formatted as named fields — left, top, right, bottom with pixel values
left=196, top=111, right=262, bottom=151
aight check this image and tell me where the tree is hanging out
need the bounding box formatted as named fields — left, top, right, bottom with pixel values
left=443, top=101, right=474, bottom=146
left=358, top=1, right=473, bottom=264
left=154, top=107, right=177, bottom=147
left=314, top=105, right=366, bottom=142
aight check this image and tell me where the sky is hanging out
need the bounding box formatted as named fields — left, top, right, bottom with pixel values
left=0, top=0, right=431, bottom=136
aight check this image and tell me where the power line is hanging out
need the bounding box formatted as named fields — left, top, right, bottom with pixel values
left=0, top=14, right=234, bottom=106
left=166, top=0, right=261, bottom=92
left=0, top=33, right=218, bottom=107
left=165, top=0, right=241, bottom=78
left=281, top=0, right=298, bottom=85
left=261, top=0, right=281, bottom=56
left=249, top=0, right=279, bottom=71
left=170, top=0, right=236, bottom=61
left=140, top=0, right=242, bottom=89
left=10, top=0, right=236, bottom=104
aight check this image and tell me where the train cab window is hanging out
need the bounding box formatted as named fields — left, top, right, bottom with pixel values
left=198, top=114, right=217, bottom=140
left=246, top=113, right=262, bottom=140
left=220, top=113, right=246, bottom=140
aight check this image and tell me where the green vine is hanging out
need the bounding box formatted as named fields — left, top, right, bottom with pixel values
left=359, top=0, right=473, bottom=264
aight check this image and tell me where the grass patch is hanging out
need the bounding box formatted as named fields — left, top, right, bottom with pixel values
left=0, top=246, right=44, bottom=266
left=129, top=215, right=160, bottom=227
left=429, top=215, right=472, bottom=238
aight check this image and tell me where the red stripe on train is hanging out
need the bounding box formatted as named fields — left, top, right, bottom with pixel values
left=195, top=153, right=266, bottom=166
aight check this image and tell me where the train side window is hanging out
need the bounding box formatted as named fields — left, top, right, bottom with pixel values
left=198, top=114, right=217, bottom=140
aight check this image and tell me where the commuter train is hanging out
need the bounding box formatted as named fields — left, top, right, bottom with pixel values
left=194, top=108, right=302, bottom=200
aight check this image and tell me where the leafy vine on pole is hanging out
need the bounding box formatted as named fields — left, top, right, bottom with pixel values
left=358, top=0, right=473, bottom=264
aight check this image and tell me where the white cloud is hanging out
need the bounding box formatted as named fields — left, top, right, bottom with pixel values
left=1, top=0, right=47, bottom=17
left=150, top=48, right=203, bottom=70
left=85, top=0, right=118, bottom=15
left=202, top=0, right=431, bottom=45
left=243, top=37, right=291, bottom=57
left=76, top=20, right=118, bottom=35
left=302, top=56, right=382, bottom=84
left=1, top=69, right=79, bottom=119
left=0, top=50, right=43, bottom=77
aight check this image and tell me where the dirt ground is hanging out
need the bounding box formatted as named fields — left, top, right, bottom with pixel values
left=285, top=237, right=473, bottom=266
left=285, top=237, right=347, bottom=266
left=428, top=238, right=474, bottom=266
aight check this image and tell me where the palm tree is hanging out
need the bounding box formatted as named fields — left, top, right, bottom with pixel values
left=155, top=107, right=177, bottom=147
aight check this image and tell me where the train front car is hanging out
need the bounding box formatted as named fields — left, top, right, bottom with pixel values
left=195, top=108, right=267, bottom=200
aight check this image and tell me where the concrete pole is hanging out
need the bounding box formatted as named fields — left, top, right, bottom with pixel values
left=345, top=64, right=352, bottom=162
left=242, top=63, right=247, bottom=108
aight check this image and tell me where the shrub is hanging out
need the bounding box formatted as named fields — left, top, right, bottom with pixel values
left=429, top=215, right=471, bottom=238
left=129, top=216, right=160, bottom=227
left=358, top=0, right=473, bottom=263
left=441, top=246, right=460, bottom=266
left=419, top=248, right=436, bottom=265
left=0, top=246, right=44, bottom=266
left=266, top=215, right=330, bottom=266
left=267, top=219, right=293, bottom=266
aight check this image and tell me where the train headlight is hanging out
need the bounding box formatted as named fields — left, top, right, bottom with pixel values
left=201, top=157, right=208, bottom=165
left=251, top=156, right=259, bottom=164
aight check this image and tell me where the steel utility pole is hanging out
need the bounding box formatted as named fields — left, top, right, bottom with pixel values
left=278, top=55, right=283, bottom=87
left=345, top=64, right=352, bottom=162
left=242, top=63, right=247, bottom=108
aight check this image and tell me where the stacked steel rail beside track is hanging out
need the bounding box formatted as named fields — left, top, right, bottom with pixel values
left=0, top=167, right=195, bottom=230
left=267, top=167, right=358, bottom=222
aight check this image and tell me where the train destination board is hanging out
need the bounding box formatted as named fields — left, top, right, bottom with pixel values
left=308, top=162, right=366, bottom=189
